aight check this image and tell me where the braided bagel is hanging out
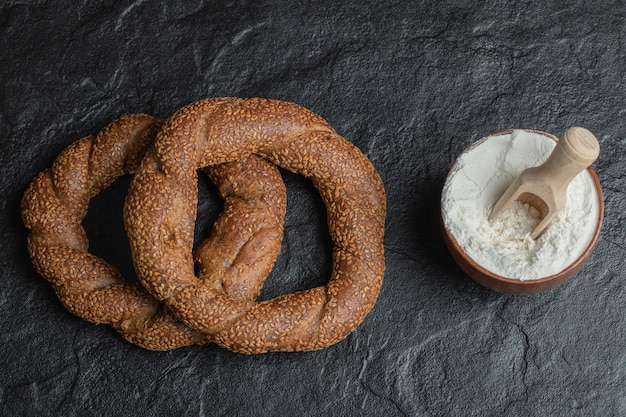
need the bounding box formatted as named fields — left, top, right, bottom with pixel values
left=21, top=113, right=287, bottom=350
left=125, top=98, right=386, bottom=353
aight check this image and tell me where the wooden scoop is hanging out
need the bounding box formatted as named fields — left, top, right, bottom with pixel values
left=488, top=127, right=600, bottom=240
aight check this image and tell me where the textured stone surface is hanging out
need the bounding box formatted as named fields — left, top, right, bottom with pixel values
left=1, top=0, right=625, bottom=415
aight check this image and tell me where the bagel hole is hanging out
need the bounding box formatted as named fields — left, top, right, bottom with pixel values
left=257, top=169, right=333, bottom=301
left=193, top=170, right=223, bottom=250
left=83, top=171, right=224, bottom=284
left=83, top=174, right=138, bottom=282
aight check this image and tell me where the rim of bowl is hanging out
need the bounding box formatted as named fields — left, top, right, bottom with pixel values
left=441, top=128, right=604, bottom=294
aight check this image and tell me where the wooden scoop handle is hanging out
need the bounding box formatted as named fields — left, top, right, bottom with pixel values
left=536, top=127, right=600, bottom=194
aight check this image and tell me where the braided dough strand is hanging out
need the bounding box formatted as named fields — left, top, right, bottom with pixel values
left=22, top=113, right=287, bottom=350
left=125, top=98, right=386, bottom=353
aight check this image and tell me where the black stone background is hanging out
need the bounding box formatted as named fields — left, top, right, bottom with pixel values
left=1, top=1, right=625, bottom=416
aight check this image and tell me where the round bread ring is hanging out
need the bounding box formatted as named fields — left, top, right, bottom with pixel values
left=125, top=97, right=386, bottom=353
left=21, top=114, right=287, bottom=350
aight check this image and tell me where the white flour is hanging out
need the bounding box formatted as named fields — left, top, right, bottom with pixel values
left=441, top=130, right=599, bottom=280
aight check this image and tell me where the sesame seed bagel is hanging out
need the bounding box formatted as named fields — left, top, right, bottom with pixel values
left=124, top=98, right=386, bottom=353
left=21, top=113, right=287, bottom=350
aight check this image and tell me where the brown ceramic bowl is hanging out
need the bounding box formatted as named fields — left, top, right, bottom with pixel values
left=440, top=129, right=604, bottom=294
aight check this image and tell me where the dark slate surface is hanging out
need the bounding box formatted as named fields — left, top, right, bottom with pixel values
left=2, top=1, right=625, bottom=416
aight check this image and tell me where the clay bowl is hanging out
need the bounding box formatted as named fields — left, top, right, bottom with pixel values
left=440, top=129, right=604, bottom=294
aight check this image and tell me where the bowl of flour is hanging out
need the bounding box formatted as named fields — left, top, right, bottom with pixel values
left=441, top=129, right=604, bottom=294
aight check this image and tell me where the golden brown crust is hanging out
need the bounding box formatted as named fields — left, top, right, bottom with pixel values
left=125, top=98, right=387, bottom=353
left=21, top=113, right=287, bottom=351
